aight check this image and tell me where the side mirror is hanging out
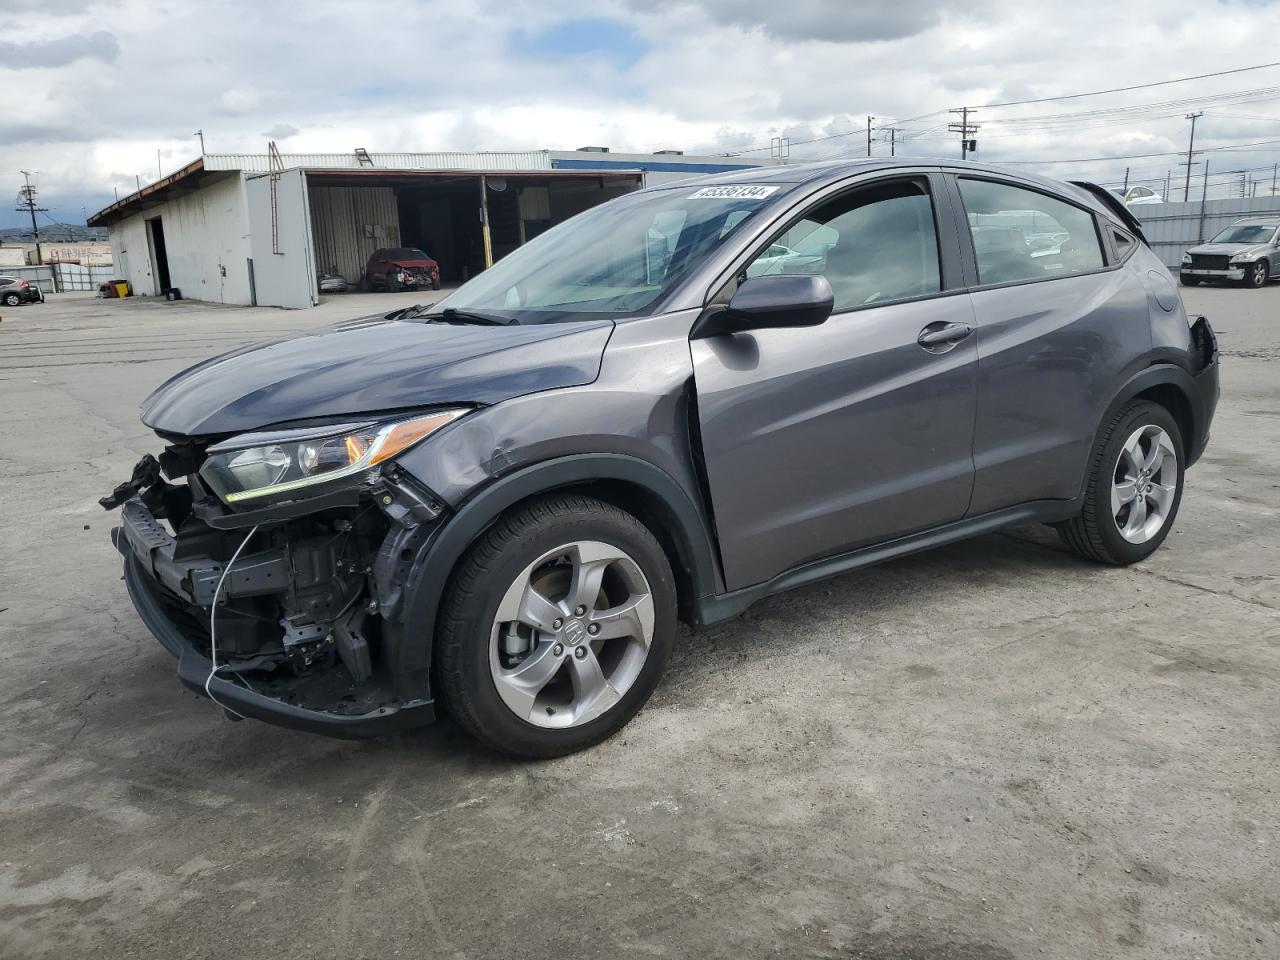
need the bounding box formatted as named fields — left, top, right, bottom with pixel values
left=691, top=274, right=835, bottom=339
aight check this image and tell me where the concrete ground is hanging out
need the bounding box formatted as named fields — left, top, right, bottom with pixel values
left=0, top=285, right=1276, bottom=959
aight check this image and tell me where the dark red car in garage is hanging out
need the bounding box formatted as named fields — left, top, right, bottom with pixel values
left=363, top=247, right=441, bottom=292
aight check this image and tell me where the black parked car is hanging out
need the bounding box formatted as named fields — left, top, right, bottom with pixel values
left=1, top=276, right=44, bottom=306
left=103, top=160, right=1218, bottom=758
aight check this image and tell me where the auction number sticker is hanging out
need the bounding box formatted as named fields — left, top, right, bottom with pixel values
left=687, top=185, right=780, bottom=200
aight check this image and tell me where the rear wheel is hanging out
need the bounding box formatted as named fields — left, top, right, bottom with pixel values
left=2, top=292, right=20, bottom=307
left=434, top=494, right=676, bottom=758
left=1245, top=259, right=1269, bottom=289
left=1057, top=400, right=1184, bottom=565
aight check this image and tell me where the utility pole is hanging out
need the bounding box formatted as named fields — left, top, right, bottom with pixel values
left=949, top=107, right=979, bottom=160
left=1122, top=167, right=1130, bottom=194
left=193, top=129, right=205, bottom=154
left=1164, top=170, right=1171, bottom=202
left=866, top=116, right=874, bottom=157
left=15, top=171, right=47, bottom=267
left=883, top=127, right=900, bottom=157
left=157, top=149, right=162, bottom=179
left=1273, top=162, right=1278, bottom=196
left=1182, top=111, right=1203, bottom=202
left=1197, top=159, right=1210, bottom=243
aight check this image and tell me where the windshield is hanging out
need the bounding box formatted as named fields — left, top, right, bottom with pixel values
left=387, top=247, right=431, bottom=260
left=431, top=185, right=779, bottom=322
left=1210, top=224, right=1276, bottom=244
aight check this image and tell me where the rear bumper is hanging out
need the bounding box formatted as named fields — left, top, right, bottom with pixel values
left=1187, top=316, right=1219, bottom=466
left=112, top=499, right=436, bottom=739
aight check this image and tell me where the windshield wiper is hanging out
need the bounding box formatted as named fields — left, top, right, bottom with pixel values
left=417, top=307, right=518, bottom=326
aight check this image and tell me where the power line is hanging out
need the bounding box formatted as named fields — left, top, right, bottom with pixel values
left=976, top=60, right=1280, bottom=109
left=996, top=136, right=1280, bottom=165
left=721, top=63, right=1280, bottom=159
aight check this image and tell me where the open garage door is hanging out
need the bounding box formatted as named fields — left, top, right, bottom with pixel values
left=246, top=169, right=318, bottom=308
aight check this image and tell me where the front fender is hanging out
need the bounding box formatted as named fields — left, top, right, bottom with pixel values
left=391, top=453, right=722, bottom=688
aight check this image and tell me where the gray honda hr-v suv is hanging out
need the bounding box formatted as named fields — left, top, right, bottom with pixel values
left=104, top=160, right=1219, bottom=757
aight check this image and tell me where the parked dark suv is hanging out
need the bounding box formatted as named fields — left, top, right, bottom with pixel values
left=104, top=160, right=1219, bottom=758
left=1, top=276, right=44, bottom=306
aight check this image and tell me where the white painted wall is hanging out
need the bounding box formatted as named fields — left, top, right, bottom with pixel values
left=245, top=169, right=318, bottom=309
left=106, top=174, right=253, bottom=303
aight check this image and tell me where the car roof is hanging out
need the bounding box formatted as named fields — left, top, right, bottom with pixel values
left=1232, top=217, right=1280, bottom=226
left=644, top=157, right=1119, bottom=222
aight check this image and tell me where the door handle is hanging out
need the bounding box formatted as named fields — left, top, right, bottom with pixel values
left=917, top=322, right=973, bottom=352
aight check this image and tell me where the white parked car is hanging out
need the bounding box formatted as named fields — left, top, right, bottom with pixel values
left=1110, top=186, right=1163, bottom=205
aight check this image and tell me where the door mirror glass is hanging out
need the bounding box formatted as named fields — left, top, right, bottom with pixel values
left=692, top=275, right=834, bottom=338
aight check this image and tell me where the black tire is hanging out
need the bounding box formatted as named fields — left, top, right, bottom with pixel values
left=431, top=277, right=442, bottom=291
left=434, top=494, right=676, bottom=758
left=2, top=293, right=20, bottom=307
left=1179, top=275, right=1200, bottom=287
left=385, top=272, right=400, bottom=292
left=1245, top=259, right=1269, bottom=289
left=1057, top=400, right=1185, bottom=565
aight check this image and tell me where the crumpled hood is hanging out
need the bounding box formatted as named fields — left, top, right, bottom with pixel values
left=1187, top=242, right=1269, bottom=258
left=140, top=314, right=613, bottom=437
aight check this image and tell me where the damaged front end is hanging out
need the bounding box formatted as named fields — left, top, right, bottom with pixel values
left=104, top=414, right=462, bottom=737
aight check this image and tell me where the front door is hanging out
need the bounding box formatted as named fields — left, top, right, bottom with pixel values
left=691, top=177, right=979, bottom=591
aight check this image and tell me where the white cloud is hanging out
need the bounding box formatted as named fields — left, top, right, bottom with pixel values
left=4, top=0, right=1280, bottom=224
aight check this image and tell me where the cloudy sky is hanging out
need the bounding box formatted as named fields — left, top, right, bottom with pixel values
left=4, top=0, right=1280, bottom=227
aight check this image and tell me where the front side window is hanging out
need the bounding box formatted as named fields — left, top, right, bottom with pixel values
left=744, top=180, right=941, bottom=312
left=959, top=179, right=1104, bottom=286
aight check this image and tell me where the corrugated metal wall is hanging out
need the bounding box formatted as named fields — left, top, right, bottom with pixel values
left=309, top=185, right=401, bottom=283
left=1131, top=197, right=1280, bottom=268
left=206, top=151, right=553, bottom=173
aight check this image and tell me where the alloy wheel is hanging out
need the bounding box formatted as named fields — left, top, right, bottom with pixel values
left=1111, top=425, right=1179, bottom=544
left=488, top=540, right=655, bottom=729
left=1251, top=262, right=1268, bottom=287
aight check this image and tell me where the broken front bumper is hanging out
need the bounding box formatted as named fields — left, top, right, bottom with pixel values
left=1180, top=267, right=1246, bottom=281
left=112, top=497, right=436, bottom=738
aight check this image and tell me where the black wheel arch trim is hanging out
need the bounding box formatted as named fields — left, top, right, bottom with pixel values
left=1085, top=360, right=1216, bottom=492
left=394, top=453, right=721, bottom=686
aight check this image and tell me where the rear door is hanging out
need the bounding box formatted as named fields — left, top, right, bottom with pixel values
left=949, top=174, right=1151, bottom=515
left=690, top=173, right=980, bottom=591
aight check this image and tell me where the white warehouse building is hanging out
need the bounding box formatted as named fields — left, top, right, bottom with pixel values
left=88, top=148, right=774, bottom=308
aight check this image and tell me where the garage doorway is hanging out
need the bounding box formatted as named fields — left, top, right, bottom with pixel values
left=146, top=216, right=171, bottom=295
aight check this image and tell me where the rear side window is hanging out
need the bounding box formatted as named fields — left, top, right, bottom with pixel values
left=745, top=179, right=941, bottom=312
left=959, top=179, right=1104, bottom=286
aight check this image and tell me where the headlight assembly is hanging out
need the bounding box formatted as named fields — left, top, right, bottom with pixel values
left=1181, top=253, right=1192, bottom=265
left=200, top=410, right=466, bottom=504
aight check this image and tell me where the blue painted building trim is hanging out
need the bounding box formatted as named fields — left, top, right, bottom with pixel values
left=551, top=158, right=758, bottom=174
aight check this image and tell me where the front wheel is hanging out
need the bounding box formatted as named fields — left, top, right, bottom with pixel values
left=434, top=494, right=676, bottom=758
left=1057, top=400, right=1184, bottom=565
left=431, top=277, right=441, bottom=291
left=1245, top=259, right=1269, bottom=289
left=1179, top=275, right=1200, bottom=287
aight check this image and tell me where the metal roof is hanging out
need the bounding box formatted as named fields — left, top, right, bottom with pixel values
left=204, top=150, right=555, bottom=172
